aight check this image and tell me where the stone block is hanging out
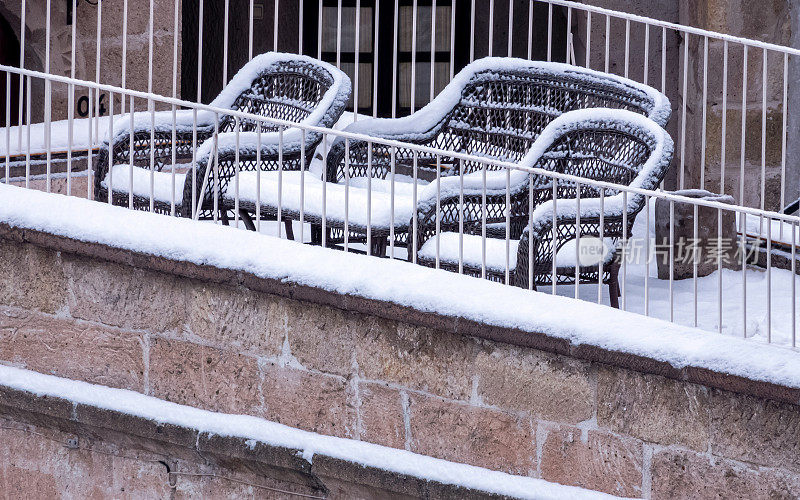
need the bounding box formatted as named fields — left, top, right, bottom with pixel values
left=474, top=343, right=594, bottom=424
left=184, top=283, right=283, bottom=357
left=406, top=392, right=536, bottom=476
left=0, top=306, right=145, bottom=391
left=355, top=320, right=482, bottom=401
left=148, top=337, right=262, bottom=415
left=654, top=189, right=741, bottom=280
left=0, top=240, right=68, bottom=315
left=357, top=382, right=406, bottom=449
left=64, top=255, right=189, bottom=334
left=539, top=425, right=643, bottom=497
left=278, top=298, right=358, bottom=377
left=596, top=366, right=710, bottom=451
left=260, top=362, right=356, bottom=439
left=708, top=389, right=800, bottom=472
left=651, top=448, right=800, bottom=500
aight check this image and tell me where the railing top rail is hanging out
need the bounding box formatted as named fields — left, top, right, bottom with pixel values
left=544, top=0, right=800, bottom=56
left=3, top=62, right=799, bottom=225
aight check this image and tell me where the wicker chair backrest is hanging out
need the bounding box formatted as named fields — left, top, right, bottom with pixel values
left=219, top=59, right=337, bottom=133
left=442, top=68, right=664, bottom=175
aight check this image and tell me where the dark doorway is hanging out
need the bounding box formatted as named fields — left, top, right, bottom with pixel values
left=0, top=12, right=21, bottom=126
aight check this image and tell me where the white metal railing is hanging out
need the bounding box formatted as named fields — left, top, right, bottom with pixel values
left=1, top=0, right=800, bottom=350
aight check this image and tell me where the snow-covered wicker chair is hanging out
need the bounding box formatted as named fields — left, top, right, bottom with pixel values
left=323, top=57, right=671, bottom=252
left=416, top=110, right=674, bottom=308
left=94, top=53, right=350, bottom=224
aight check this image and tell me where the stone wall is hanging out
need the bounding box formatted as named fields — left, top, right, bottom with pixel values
left=3, top=225, right=800, bottom=498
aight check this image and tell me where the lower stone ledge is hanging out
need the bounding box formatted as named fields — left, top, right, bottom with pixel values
left=0, top=366, right=607, bottom=500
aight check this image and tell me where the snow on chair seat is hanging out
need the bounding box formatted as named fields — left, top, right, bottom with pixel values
left=418, top=232, right=615, bottom=277
left=100, top=164, right=186, bottom=207
left=94, top=52, right=351, bottom=220
left=225, top=171, right=416, bottom=237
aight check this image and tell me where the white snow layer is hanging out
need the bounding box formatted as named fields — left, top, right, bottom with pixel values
left=2, top=183, right=800, bottom=390
left=0, top=365, right=617, bottom=500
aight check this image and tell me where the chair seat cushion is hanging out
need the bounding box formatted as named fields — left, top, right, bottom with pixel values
left=232, top=171, right=418, bottom=231
left=418, top=232, right=616, bottom=273
left=101, top=164, right=186, bottom=205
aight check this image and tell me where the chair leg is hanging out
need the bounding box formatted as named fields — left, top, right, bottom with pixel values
left=239, top=210, right=256, bottom=231
left=608, top=264, right=621, bottom=309
left=371, top=237, right=388, bottom=258
left=310, top=224, right=322, bottom=245
left=283, top=219, right=295, bottom=240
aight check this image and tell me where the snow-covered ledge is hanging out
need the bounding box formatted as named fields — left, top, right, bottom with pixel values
left=4, top=184, right=800, bottom=497
left=1, top=184, right=799, bottom=402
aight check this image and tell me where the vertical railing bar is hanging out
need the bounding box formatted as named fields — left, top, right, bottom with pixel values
left=367, top=140, right=373, bottom=256
left=68, top=0, right=77, bottom=194
left=234, top=117, right=240, bottom=228
left=604, top=15, right=610, bottom=73
left=527, top=173, right=534, bottom=290
left=149, top=97, right=155, bottom=212
left=621, top=191, right=627, bottom=310
left=585, top=10, right=591, bottom=68
left=412, top=149, right=419, bottom=264
left=458, top=159, right=464, bottom=274
left=679, top=31, right=688, bottom=190
left=430, top=0, right=437, bottom=104
left=197, top=0, right=204, bottom=102
left=85, top=86, right=91, bottom=198
left=322, top=134, right=328, bottom=248
left=213, top=113, right=219, bottom=223
left=505, top=167, right=511, bottom=285
left=355, top=0, right=361, bottom=119
left=481, top=162, right=487, bottom=279
left=223, top=0, right=230, bottom=84
left=299, top=0, right=304, bottom=54
left=792, top=222, right=796, bottom=348
left=566, top=7, right=572, bottom=64
left=488, top=0, right=495, bottom=57
left=17, top=0, right=25, bottom=151
left=551, top=180, right=557, bottom=295
left=4, top=72, right=9, bottom=184
left=148, top=0, right=154, bottom=93
left=411, top=0, right=418, bottom=113
left=669, top=199, right=674, bottom=321
left=121, top=0, right=128, bottom=115
left=470, top=0, right=476, bottom=62
left=661, top=26, right=666, bottom=94
left=645, top=195, right=650, bottom=315
left=249, top=0, right=254, bottom=60
left=527, top=0, right=534, bottom=61
left=693, top=203, right=699, bottom=327
left=278, top=126, right=284, bottom=238
left=274, top=0, right=280, bottom=51
left=721, top=40, right=728, bottom=194
left=392, top=0, right=399, bottom=118
left=781, top=52, right=789, bottom=240
left=257, top=121, right=262, bottom=232
left=449, top=0, right=455, bottom=79
left=94, top=0, right=101, bottom=145
left=717, top=207, right=723, bottom=333
left=344, top=137, right=350, bottom=251
left=740, top=45, right=748, bottom=210
left=299, top=128, right=305, bottom=241
left=767, top=215, right=772, bottom=342
left=761, top=48, right=767, bottom=215
left=337, top=0, right=343, bottom=68
left=574, top=181, right=581, bottom=299
left=547, top=2, right=553, bottom=62
left=107, top=90, right=113, bottom=204
left=373, top=0, right=380, bottom=117
left=623, top=18, right=630, bottom=79
left=389, top=145, right=396, bottom=258
left=436, top=154, right=441, bottom=268
left=318, top=0, right=323, bottom=59
left=598, top=189, right=605, bottom=304
left=24, top=75, right=31, bottom=189
left=741, top=212, right=747, bottom=337
left=700, top=35, right=708, bottom=190
left=507, top=0, right=513, bottom=57
left=44, top=0, right=52, bottom=192
left=128, top=96, right=134, bottom=209
left=643, top=23, right=649, bottom=85
left=191, top=108, right=198, bottom=219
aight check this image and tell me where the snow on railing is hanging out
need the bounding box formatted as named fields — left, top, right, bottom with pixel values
left=2, top=0, right=800, bottom=349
